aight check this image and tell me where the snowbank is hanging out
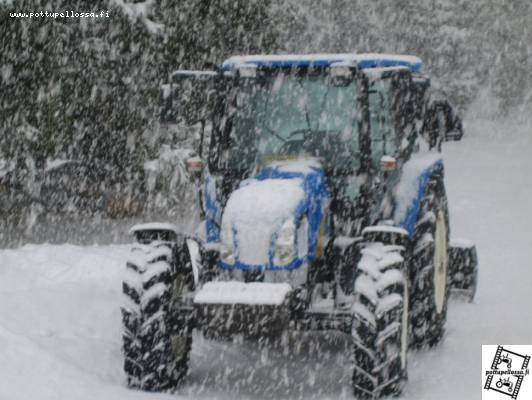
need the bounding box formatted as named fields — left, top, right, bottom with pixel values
left=0, top=244, right=177, bottom=400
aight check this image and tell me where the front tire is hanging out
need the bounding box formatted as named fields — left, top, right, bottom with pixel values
left=352, top=242, right=409, bottom=399
left=121, top=240, right=193, bottom=391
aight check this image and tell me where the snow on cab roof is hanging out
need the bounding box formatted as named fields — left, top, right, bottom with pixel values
left=222, top=53, right=423, bottom=73
left=129, top=222, right=179, bottom=235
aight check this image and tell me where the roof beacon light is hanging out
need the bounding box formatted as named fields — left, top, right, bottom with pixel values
left=237, top=63, right=257, bottom=78
left=330, top=62, right=355, bottom=79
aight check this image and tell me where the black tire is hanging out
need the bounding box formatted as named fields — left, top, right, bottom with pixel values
left=410, top=176, right=450, bottom=347
left=121, top=240, right=192, bottom=391
left=352, top=242, right=409, bottom=399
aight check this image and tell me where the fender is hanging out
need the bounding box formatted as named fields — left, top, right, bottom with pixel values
left=393, top=152, right=444, bottom=238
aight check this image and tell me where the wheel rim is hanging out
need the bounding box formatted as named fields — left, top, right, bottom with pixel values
left=400, top=280, right=409, bottom=370
left=433, top=209, right=448, bottom=314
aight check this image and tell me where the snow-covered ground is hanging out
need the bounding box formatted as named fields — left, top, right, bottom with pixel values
left=1, top=118, right=531, bottom=400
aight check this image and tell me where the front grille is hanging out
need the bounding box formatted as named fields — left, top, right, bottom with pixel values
left=243, top=269, right=264, bottom=282
left=195, top=303, right=290, bottom=339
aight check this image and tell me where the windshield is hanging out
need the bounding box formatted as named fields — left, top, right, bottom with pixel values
left=227, top=70, right=361, bottom=173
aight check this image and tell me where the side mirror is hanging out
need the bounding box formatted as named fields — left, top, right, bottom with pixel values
left=444, top=115, right=464, bottom=142
left=380, top=155, right=397, bottom=171
left=436, top=102, right=464, bottom=142
left=186, top=156, right=205, bottom=175
left=444, top=129, right=463, bottom=142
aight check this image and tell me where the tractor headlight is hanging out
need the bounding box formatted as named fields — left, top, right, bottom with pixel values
left=274, top=218, right=296, bottom=265
left=220, top=220, right=235, bottom=265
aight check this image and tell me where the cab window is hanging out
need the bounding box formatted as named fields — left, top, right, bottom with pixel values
left=368, top=78, right=398, bottom=169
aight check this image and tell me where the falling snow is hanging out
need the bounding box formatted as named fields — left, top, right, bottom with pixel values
left=1, top=2, right=532, bottom=399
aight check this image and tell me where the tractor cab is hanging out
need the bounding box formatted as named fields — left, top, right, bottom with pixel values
left=179, top=55, right=426, bottom=244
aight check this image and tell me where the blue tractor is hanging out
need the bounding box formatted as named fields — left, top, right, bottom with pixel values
left=121, top=54, right=478, bottom=398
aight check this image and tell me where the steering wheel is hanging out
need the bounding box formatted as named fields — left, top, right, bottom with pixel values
left=278, top=129, right=312, bottom=155
left=278, top=129, right=345, bottom=157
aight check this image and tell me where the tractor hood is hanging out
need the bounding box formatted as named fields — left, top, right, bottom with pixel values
left=219, top=159, right=329, bottom=270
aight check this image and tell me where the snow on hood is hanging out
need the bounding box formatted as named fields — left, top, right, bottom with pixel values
left=224, top=178, right=305, bottom=226
left=220, top=159, right=327, bottom=267
left=222, top=177, right=305, bottom=266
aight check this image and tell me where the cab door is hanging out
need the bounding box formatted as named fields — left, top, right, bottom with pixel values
left=367, top=68, right=417, bottom=222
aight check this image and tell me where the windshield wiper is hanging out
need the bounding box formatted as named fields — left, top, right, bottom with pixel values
left=304, top=104, right=313, bottom=132
left=315, top=85, right=331, bottom=132
left=258, top=80, right=286, bottom=143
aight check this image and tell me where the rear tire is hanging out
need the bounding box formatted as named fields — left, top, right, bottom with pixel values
left=352, top=242, right=409, bottom=399
left=410, top=177, right=450, bottom=347
left=121, top=240, right=193, bottom=391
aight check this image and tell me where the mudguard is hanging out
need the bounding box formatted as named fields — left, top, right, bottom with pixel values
left=393, top=152, right=444, bottom=238
left=449, top=239, right=478, bottom=302
left=392, top=153, right=478, bottom=302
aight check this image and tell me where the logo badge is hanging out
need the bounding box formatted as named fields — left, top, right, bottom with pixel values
left=483, top=345, right=531, bottom=399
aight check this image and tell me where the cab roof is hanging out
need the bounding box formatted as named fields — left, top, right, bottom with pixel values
left=222, top=53, right=423, bottom=73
